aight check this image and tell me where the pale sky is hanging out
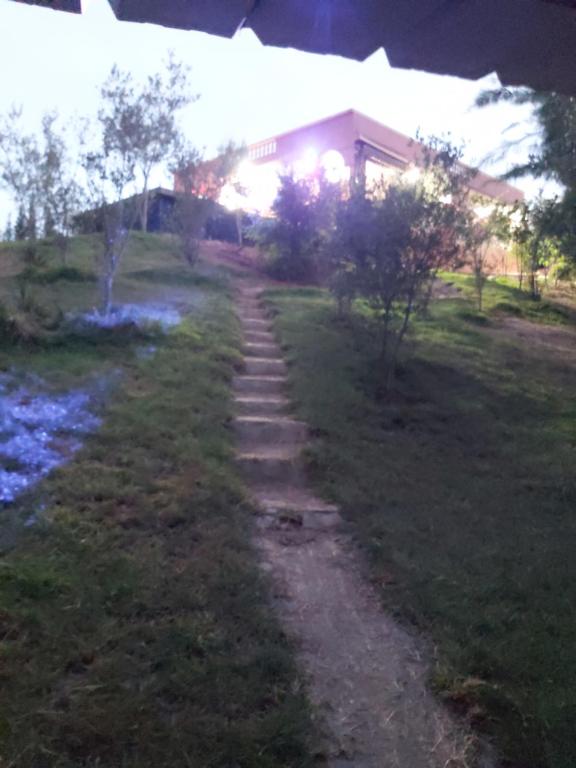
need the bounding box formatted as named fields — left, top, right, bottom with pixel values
left=0, top=0, right=555, bottom=226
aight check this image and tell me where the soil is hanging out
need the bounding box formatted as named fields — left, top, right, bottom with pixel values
left=490, top=316, right=576, bottom=364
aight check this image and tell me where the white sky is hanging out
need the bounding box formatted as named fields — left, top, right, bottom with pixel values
left=0, top=0, right=556, bottom=226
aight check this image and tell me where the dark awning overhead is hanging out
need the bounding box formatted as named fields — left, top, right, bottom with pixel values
left=11, top=0, right=81, bottom=11
left=10, top=0, right=576, bottom=95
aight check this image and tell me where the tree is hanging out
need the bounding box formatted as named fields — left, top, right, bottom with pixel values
left=0, top=109, right=82, bottom=259
left=3, top=217, right=13, bottom=242
left=259, top=172, right=342, bottom=283
left=510, top=198, right=561, bottom=299
left=476, top=88, right=576, bottom=270
left=329, top=142, right=473, bottom=389
left=476, top=88, right=576, bottom=192
left=38, top=113, right=84, bottom=262
left=0, top=107, right=41, bottom=241
left=169, top=141, right=245, bottom=266
left=14, top=205, right=27, bottom=241
left=100, top=54, right=196, bottom=232
left=81, top=105, right=139, bottom=316
left=468, top=207, right=510, bottom=311
left=169, top=144, right=209, bottom=268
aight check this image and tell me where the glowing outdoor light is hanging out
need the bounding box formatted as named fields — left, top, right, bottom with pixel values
left=219, top=183, right=246, bottom=212
left=404, top=166, right=422, bottom=184
left=473, top=203, right=495, bottom=220
left=219, top=160, right=281, bottom=215
left=321, top=149, right=347, bottom=183
left=294, top=147, right=318, bottom=178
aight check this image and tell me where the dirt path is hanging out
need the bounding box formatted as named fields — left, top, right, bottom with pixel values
left=490, top=316, right=576, bottom=363
left=233, top=281, right=494, bottom=768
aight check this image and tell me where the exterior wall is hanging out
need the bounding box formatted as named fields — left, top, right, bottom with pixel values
left=249, top=111, right=359, bottom=170
left=246, top=109, right=524, bottom=206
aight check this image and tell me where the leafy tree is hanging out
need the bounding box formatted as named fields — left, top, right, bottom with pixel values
left=0, top=107, right=41, bottom=241
left=468, top=207, right=511, bottom=311
left=476, top=88, right=576, bottom=191
left=38, top=113, right=84, bottom=262
left=169, top=144, right=208, bottom=268
left=263, top=173, right=318, bottom=281
left=169, top=141, right=245, bottom=266
left=476, top=88, right=576, bottom=271
left=330, top=142, right=473, bottom=388
left=510, top=198, right=562, bottom=298
left=3, top=217, right=13, bottom=242
left=100, top=54, right=196, bottom=232
left=0, top=108, right=82, bottom=261
left=14, top=205, right=27, bottom=241
left=81, top=136, right=137, bottom=316
left=260, top=172, right=341, bottom=283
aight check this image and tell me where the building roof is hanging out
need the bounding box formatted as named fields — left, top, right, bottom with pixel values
left=248, top=109, right=524, bottom=205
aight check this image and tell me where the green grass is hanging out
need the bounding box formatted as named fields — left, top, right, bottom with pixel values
left=265, top=285, right=576, bottom=768
left=0, top=233, right=192, bottom=315
left=444, top=272, right=576, bottom=325
left=0, top=235, right=312, bottom=767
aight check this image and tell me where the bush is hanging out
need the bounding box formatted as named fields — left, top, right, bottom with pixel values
left=0, top=303, right=20, bottom=344
left=258, top=174, right=320, bottom=284
left=493, top=301, right=523, bottom=316
left=30, top=265, right=95, bottom=284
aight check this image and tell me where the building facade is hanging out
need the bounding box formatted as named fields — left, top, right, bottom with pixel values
left=242, top=109, right=524, bottom=208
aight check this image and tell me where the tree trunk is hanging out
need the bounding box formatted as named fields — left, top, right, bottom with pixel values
left=385, top=293, right=415, bottom=392
left=141, top=188, right=149, bottom=233
left=235, top=209, right=242, bottom=246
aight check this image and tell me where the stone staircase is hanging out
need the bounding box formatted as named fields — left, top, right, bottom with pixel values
left=233, top=283, right=340, bottom=531
left=231, top=282, right=483, bottom=768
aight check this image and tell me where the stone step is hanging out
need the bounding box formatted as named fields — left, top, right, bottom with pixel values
left=233, top=375, right=286, bottom=395
left=237, top=288, right=263, bottom=299
left=243, top=342, right=282, bottom=358
left=252, top=486, right=338, bottom=515
left=238, top=310, right=269, bottom=322
left=236, top=299, right=261, bottom=308
left=254, top=509, right=342, bottom=532
left=234, top=395, right=291, bottom=416
left=244, top=330, right=276, bottom=344
left=244, top=357, right=286, bottom=376
left=233, top=415, right=307, bottom=445
left=236, top=450, right=302, bottom=485
left=242, top=318, right=271, bottom=332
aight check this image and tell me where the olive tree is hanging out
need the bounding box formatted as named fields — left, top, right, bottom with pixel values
left=100, top=54, right=196, bottom=232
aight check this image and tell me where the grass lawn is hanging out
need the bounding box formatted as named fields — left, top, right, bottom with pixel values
left=265, top=279, right=576, bottom=768
left=0, top=235, right=312, bottom=767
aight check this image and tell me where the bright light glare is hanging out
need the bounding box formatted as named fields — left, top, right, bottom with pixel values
left=219, top=160, right=281, bottom=214
left=219, top=184, right=245, bottom=212
left=294, top=147, right=318, bottom=178
left=321, top=149, right=347, bottom=183
left=474, top=203, right=495, bottom=220
left=404, top=166, right=422, bottom=184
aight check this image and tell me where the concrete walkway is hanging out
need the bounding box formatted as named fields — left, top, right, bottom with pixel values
left=233, top=282, right=493, bottom=768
